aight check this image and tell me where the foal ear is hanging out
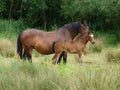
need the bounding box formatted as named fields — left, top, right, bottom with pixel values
left=88, top=31, right=91, bottom=35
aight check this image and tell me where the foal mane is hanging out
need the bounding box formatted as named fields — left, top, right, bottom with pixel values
left=74, top=32, right=89, bottom=40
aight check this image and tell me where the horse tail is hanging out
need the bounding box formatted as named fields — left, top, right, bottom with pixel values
left=17, top=32, right=23, bottom=59
left=52, top=42, right=56, bottom=53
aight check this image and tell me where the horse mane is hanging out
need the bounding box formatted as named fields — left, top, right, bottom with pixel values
left=71, top=22, right=80, bottom=32
left=62, top=22, right=80, bottom=33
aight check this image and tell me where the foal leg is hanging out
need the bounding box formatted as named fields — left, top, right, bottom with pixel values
left=52, top=52, right=61, bottom=65
left=57, top=52, right=64, bottom=64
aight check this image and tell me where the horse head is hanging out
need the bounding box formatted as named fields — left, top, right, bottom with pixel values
left=79, top=20, right=89, bottom=34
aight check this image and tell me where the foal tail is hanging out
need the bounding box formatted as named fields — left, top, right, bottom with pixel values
left=52, top=42, right=56, bottom=53
left=17, top=32, right=23, bottom=59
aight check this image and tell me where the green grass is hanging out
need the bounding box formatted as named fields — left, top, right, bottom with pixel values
left=0, top=46, right=120, bottom=90
left=0, top=58, right=120, bottom=90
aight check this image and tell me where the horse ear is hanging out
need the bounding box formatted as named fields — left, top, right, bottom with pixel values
left=83, top=20, right=88, bottom=26
left=84, top=20, right=90, bottom=30
left=81, top=20, right=88, bottom=26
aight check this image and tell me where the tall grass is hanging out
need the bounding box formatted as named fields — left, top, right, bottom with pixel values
left=0, top=59, right=120, bottom=90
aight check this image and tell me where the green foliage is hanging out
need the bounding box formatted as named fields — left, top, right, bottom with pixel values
left=0, top=0, right=120, bottom=29
left=0, top=0, right=6, bottom=15
left=61, top=0, right=120, bottom=30
left=25, top=0, right=47, bottom=26
left=0, top=19, right=26, bottom=39
left=61, top=0, right=100, bottom=21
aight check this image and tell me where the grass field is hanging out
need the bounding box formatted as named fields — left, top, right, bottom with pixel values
left=0, top=38, right=120, bottom=90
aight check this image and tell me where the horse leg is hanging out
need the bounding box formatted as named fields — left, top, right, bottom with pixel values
left=27, top=55, right=32, bottom=63
left=52, top=52, right=61, bottom=65
left=78, top=52, right=83, bottom=63
left=23, top=52, right=27, bottom=60
left=26, top=48, right=32, bottom=63
left=23, top=47, right=33, bottom=63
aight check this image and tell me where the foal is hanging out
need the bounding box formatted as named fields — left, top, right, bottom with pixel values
left=52, top=31, right=95, bottom=64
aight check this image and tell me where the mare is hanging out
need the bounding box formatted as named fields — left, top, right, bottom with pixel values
left=17, top=21, right=89, bottom=63
left=52, top=31, right=95, bottom=64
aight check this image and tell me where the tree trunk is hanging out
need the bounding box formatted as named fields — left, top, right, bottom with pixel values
left=19, top=0, right=23, bottom=19
left=8, top=0, right=14, bottom=18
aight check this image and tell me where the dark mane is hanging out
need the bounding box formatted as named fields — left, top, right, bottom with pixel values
left=62, top=22, right=80, bottom=33
left=71, top=22, right=80, bottom=31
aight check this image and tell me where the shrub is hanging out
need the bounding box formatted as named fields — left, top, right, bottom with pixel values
left=106, top=50, right=120, bottom=63
left=0, top=39, right=15, bottom=57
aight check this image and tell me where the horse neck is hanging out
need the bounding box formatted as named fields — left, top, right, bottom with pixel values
left=69, top=30, right=78, bottom=39
left=62, top=24, right=79, bottom=39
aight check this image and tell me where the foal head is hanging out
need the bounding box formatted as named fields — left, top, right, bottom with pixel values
left=87, top=32, right=95, bottom=44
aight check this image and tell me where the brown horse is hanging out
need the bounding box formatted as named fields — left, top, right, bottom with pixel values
left=17, top=21, right=89, bottom=63
left=52, top=31, right=95, bottom=64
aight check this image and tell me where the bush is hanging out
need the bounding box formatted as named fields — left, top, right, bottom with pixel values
left=0, top=39, right=15, bottom=57
left=106, top=50, right=120, bottom=63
